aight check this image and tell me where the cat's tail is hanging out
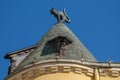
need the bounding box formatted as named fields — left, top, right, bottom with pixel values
left=63, top=9, right=71, bottom=23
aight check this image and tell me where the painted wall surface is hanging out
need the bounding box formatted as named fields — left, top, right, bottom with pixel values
left=34, top=72, right=92, bottom=80
left=100, top=77, right=120, bottom=80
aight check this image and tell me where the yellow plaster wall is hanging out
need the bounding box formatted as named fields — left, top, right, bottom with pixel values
left=100, top=76, right=120, bottom=80
left=34, top=72, right=92, bottom=80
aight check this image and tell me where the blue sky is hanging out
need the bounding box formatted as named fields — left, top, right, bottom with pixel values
left=0, top=0, right=120, bottom=79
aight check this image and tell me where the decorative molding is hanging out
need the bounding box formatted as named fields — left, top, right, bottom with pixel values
left=5, top=60, right=120, bottom=80
left=6, top=63, right=93, bottom=80
left=99, top=68, right=120, bottom=77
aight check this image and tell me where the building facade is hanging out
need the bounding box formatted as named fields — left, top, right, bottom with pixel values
left=5, top=9, right=120, bottom=80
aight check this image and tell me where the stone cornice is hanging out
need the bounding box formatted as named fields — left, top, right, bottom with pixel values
left=5, top=59, right=120, bottom=80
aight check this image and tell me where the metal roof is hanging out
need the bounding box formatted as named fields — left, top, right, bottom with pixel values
left=14, top=23, right=97, bottom=72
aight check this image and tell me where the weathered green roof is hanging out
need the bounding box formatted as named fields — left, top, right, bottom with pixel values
left=15, top=23, right=97, bottom=71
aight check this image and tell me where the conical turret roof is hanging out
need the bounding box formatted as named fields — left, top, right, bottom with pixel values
left=15, top=23, right=96, bottom=71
